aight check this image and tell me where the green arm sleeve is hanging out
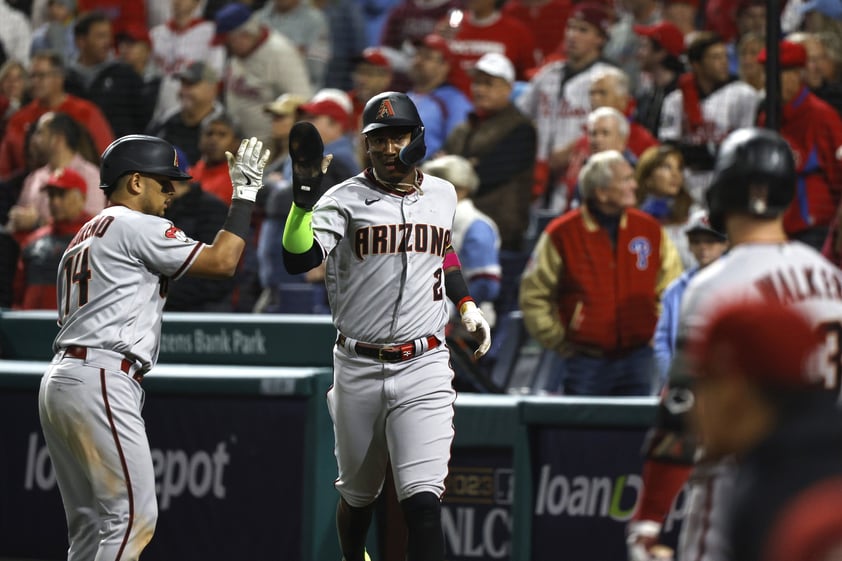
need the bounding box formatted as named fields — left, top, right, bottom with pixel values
left=282, top=204, right=315, bottom=254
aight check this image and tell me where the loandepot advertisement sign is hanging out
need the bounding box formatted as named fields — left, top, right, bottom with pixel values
left=440, top=430, right=687, bottom=561
left=531, top=427, right=687, bottom=561
left=0, top=389, right=309, bottom=560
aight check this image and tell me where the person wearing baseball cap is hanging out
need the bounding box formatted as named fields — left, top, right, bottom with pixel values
left=213, top=2, right=313, bottom=148
left=263, top=93, right=307, bottom=176
left=632, top=21, right=687, bottom=135
left=406, top=33, right=473, bottom=156
left=146, top=60, right=225, bottom=166
left=687, top=299, right=842, bottom=561
left=756, top=39, right=842, bottom=249
left=298, top=89, right=359, bottom=186
left=349, top=47, right=395, bottom=131
left=652, top=208, right=727, bottom=386
left=16, top=168, right=93, bottom=310
left=445, top=52, right=536, bottom=252
left=516, top=1, right=617, bottom=208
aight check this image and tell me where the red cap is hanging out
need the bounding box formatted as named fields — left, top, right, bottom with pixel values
left=569, top=2, right=616, bottom=37
left=358, top=47, right=391, bottom=69
left=757, top=40, right=807, bottom=69
left=633, top=21, right=686, bottom=57
left=690, top=300, right=823, bottom=388
left=299, top=99, right=350, bottom=128
left=42, top=167, right=86, bottom=193
left=420, top=33, right=453, bottom=61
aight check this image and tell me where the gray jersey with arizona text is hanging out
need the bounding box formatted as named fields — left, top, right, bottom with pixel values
left=311, top=171, right=457, bottom=344
left=53, top=205, right=204, bottom=370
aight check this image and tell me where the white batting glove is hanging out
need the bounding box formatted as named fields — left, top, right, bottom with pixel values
left=460, top=301, right=491, bottom=358
left=626, top=520, right=665, bottom=561
left=226, top=137, right=271, bottom=202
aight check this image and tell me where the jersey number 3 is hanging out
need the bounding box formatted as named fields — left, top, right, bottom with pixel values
left=62, top=248, right=92, bottom=315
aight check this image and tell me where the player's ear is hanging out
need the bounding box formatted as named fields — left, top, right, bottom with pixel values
left=126, top=173, right=143, bottom=195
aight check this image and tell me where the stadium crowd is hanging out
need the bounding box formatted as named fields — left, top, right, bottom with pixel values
left=1, top=0, right=842, bottom=394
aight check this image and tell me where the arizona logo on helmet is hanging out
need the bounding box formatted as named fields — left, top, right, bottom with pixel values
left=377, top=99, right=395, bottom=120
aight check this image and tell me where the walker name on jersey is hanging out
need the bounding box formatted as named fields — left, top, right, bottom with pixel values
left=755, top=265, right=842, bottom=305
left=533, top=464, right=687, bottom=532
left=160, top=328, right=268, bottom=355
left=354, top=223, right=452, bottom=260
left=23, top=432, right=231, bottom=510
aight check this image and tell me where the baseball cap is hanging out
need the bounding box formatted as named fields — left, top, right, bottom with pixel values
left=264, top=93, right=307, bottom=116
left=470, top=53, right=515, bottom=85
left=633, top=21, right=686, bottom=58
left=568, top=2, right=616, bottom=37
left=299, top=88, right=353, bottom=128
left=175, top=61, right=220, bottom=85
left=42, top=167, right=86, bottom=193
left=799, top=0, right=842, bottom=19
left=689, top=300, right=823, bottom=388
left=355, top=46, right=392, bottom=69
left=213, top=3, right=252, bottom=44
left=418, top=33, right=453, bottom=61
left=684, top=209, right=726, bottom=240
left=757, top=40, right=808, bottom=69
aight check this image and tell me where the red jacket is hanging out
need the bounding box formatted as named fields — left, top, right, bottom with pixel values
left=0, top=96, right=114, bottom=180
left=189, top=159, right=232, bottom=203
left=520, top=206, right=682, bottom=353
left=759, top=87, right=842, bottom=234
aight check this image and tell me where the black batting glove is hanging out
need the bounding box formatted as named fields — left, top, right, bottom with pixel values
left=290, top=121, right=333, bottom=211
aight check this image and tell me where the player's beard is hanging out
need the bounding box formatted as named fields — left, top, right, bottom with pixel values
left=374, top=157, right=413, bottom=185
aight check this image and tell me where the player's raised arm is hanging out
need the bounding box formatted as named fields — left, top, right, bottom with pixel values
left=187, top=137, right=271, bottom=278
left=282, top=121, right=333, bottom=274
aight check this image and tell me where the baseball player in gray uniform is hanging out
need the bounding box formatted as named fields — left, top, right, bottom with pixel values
left=627, top=128, right=842, bottom=561
left=38, top=134, right=269, bottom=561
left=281, top=91, right=491, bottom=561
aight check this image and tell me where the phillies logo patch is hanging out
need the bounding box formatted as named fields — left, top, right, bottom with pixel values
left=628, top=236, right=652, bottom=270
left=164, top=225, right=189, bottom=242
left=377, top=99, right=395, bottom=120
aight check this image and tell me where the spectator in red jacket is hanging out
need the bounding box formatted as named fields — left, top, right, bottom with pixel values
left=757, top=40, right=842, bottom=249
left=0, top=50, right=113, bottom=181
left=520, top=150, right=682, bottom=396
left=14, top=167, right=92, bottom=310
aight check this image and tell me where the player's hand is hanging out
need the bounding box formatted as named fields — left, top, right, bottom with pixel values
left=626, top=520, right=667, bottom=561
left=226, top=137, right=271, bottom=203
left=460, top=301, right=491, bottom=358
left=290, top=121, right=333, bottom=211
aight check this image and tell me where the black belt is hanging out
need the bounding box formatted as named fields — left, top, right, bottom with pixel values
left=62, top=345, right=144, bottom=383
left=337, top=334, right=440, bottom=363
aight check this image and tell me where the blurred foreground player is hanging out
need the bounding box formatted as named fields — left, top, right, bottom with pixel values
left=689, top=301, right=842, bottom=561
left=626, top=127, right=842, bottom=561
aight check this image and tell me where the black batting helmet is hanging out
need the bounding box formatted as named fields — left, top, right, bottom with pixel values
left=706, top=127, right=796, bottom=231
left=361, top=91, right=426, bottom=166
left=99, top=135, right=192, bottom=189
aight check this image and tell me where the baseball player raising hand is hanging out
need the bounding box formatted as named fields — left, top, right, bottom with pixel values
left=38, top=134, right=269, bottom=561
left=282, top=91, right=490, bottom=561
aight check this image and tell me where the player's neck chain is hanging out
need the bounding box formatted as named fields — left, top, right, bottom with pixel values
left=372, top=168, right=424, bottom=196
